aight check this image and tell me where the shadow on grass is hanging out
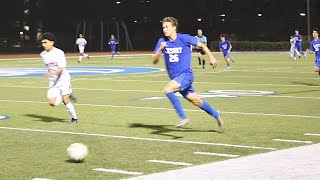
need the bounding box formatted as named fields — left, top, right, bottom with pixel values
left=292, top=81, right=320, bottom=87
left=24, top=114, right=66, bottom=123
left=129, top=123, right=219, bottom=139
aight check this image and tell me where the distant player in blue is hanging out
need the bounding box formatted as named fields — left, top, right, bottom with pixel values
left=293, top=29, right=306, bottom=59
left=219, top=34, right=234, bottom=69
left=108, top=34, right=120, bottom=59
left=306, top=28, right=320, bottom=75
left=194, top=29, right=207, bottom=69
left=153, top=17, right=223, bottom=129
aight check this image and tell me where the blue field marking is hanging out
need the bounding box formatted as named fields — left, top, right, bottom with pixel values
left=0, top=66, right=163, bottom=78
left=0, top=115, right=10, bottom=120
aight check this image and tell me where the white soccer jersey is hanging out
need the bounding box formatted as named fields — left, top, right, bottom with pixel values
left=40, top=47, right=71, bottom=85
left=76, top=38, right=87, bottom=47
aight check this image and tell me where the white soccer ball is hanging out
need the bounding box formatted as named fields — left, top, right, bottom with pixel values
left=67, top=143, right=89, bottom=162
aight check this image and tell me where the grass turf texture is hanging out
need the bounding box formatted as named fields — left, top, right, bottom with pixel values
left=1, top=53, right=320, bottom=179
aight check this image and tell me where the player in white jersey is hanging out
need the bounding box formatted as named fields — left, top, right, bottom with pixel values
left=290, top=35, right=300, bottom=60
left=40, top=32, right=78, bottom=124
left=76, top=33, right=89, bottom=63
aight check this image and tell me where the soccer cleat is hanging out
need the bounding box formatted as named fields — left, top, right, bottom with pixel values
left=216, top=111, right=223, bottom=129
left=175, top=119, right=190, bottom=128
left=87, top=55, right=90, bottom=59
left=202, top=65, right=205, bottom=69
left=69, top=94, right=77, bottom=103
left=70, top=118, right=78, bottom=124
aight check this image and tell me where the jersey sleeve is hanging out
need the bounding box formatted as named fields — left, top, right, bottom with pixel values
left=181, top=34, right=198, bottom=46
left=57, top=50, right=67, bottom=68
left=153, top=38, right=164, bottom=54
left=310, top=41, right=315, bottom=51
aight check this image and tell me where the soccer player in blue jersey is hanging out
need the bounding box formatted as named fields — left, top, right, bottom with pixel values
left=219, top=34, right=234, bottom=69
left=153, top=17, right=223, bottom=129
left=194, top=29, right=207, bottom=69
left=293, top=29, right=306, bottom=59
left=306, top=28, right=320, bottom=75
left=108, top=34, right=120, bottom=59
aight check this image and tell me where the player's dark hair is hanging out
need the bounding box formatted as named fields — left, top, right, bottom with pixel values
left=313, top=28, right=319, bottom=33
left=220, top=34, right=225, bottom=38
left=162, top=17, right=179, bottom=29
left=41, top=32, right=56, bottom=42
left=295, top=29, right=299, bottom=32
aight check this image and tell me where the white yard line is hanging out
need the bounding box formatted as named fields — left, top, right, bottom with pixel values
left=2, top=85, right=320, bottom=100
left=147, top=160, right=193, bottom=166
left=125, top=143, right=320, bottom=180
left=0, top=127, right=276, bottom=150
left=305, top=133, right=320, bottom=137
left=1, top=99, right=320, bottom=120
left=272, top=139, right=313, bottom=144
left=193, top=152, right=239, bottom=158
left=93, top=168, right=143, bottom=175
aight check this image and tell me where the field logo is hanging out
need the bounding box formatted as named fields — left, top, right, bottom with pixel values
left=0, top=115, right=10, bottom=120
left=135, top=90, right=276, bottom=101
left=0, top=66, right=163, bottom=78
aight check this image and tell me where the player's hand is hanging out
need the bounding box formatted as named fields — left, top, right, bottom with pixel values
left=45, top=72, right=53, bottom=78
left=210, top=59, right=219, bottom=69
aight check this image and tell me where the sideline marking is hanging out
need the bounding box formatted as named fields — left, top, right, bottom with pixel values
left=0, top=99, right=320, bottom=120
left=93, top=168, right=143, bottom=175
left=147, top=160, right=193, bottom=166
left=193, top=152, right=239, bottom=158
left=0, top=127, right=276, bottom=150
left=304, top=133, right=320, bottom=137
left=272, top=139, right=313, bottom=144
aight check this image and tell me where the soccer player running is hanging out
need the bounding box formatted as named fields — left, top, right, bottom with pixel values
left=306, top=28, right=320, bottom=76
left=153, top=17, right=223, bottom=129
left=40, top=32, right=78, bottom=124
left=76, top=33, right=89, bottom=63
left=290, top=35, right=300, bottom=60
left=108, top=34, right=120, bottom=59
left=219, top=34, right=235, bottom=69
left=293, top=29, right=306, bottom=59
left=194, top=29, right=207, bottom=69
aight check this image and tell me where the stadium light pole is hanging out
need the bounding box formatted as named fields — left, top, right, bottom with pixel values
left=307, top=0, right=310, bottom=42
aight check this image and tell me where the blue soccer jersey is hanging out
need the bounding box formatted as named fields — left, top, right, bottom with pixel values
left=154, top=33, right=198, bottom=79
left=219, top=40, right=231, bottom=55
left=310, top=39, right=320, bottom=61
left=109, top=38, right=118, bottom=51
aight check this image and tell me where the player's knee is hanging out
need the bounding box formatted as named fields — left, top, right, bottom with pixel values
left=164, top=87, right=172, bottom=94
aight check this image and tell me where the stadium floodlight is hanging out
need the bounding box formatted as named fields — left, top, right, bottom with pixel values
left=134, top=20, right=138, bottom=23
left=116, top=1, right=121, bottom=4
left=197, top=18, right=202, bottom=22
left=258, top=13, right=262, bottom=17
left=300, top=13, right=306, bottom=16
left=220, top=14, right=226, bottom=17
left=19, top=31, right=24, bottom=35
left=24, top=26, right=30, bottom=31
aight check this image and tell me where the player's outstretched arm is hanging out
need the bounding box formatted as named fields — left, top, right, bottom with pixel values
left=198, top=42, right=218, bottom=68
left=152, top=42, right=166, bottom=64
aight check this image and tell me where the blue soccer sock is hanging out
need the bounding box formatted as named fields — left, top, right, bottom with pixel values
left=111, top=53, right=115, bottom=59
left=200, top=101, right=219, bottom=120
left=166, top=92, right=187, bottom=119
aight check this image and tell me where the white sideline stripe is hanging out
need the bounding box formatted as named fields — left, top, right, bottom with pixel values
left=147, top=160, right=193, bottom=166
left=0, top=127, right=276, bottom=150
left=305, top=133, right=320, bottom=137
left=193, top=152, right=239, bottom=158
left=1, top=99, right=320, bottom=120
left=93, top=168, right=143, bottom=175
left=2, top=85, right=320, bottom=100
left=32, top=178, right=52, bottom=180
left=272, top=139, right=313, bottom=144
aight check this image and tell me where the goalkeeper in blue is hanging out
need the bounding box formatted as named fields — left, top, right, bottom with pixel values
left=306, top=28, right=320, bottom=75
left=153, top=17, right=223, bottom=129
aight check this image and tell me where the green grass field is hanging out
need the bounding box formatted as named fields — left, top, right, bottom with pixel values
left=1, top=52, right=320, bottom=179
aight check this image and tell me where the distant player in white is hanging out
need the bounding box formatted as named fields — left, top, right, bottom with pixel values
left=40, top=32, right=78, bottom=124
left=76, top=33, right=89, bottom=63
left=290, top=35, right=300, bottom=60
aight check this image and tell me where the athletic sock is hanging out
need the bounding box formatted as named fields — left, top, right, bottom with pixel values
left=200, top=101, right=219, bottom=120
left=78, top=56, right=82, bottom=62
left=166, top=92, right=187, bottom=119
left=65, top=102, right=77, bottom=119
left=202, top=60, right=205, bottom=66
left=198, top=58, right=201, bottom=65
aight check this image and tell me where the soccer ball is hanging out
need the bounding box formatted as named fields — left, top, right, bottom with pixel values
left=67, top=143, right=89, bottom=162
